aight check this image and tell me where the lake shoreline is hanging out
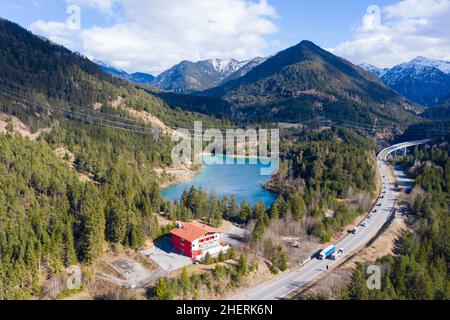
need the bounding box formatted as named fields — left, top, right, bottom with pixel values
left=159, top=153, right=278, bottom=190
left=160, top=154, right=278, bottom=207
left=155, top=164, right=202, bottom=189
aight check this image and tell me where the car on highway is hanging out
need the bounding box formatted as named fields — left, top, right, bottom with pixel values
left=331, top=248, right=344, bottom=260
left=230, top=140, right=431, bottom=300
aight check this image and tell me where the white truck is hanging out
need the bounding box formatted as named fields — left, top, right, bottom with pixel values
left=319, top=245, right=336, bottom=260
left=331, top=248, right=344, bottom=260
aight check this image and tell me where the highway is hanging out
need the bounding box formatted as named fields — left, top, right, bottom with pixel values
left=231, top=139, right=430, bottom=300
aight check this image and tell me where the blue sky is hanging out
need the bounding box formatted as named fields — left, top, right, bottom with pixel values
left=266, top=0, right=397, bottom=49
left=1, top=0, right=450, bottom=74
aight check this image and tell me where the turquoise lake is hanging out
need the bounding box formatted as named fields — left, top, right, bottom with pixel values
left=161, top=155, right=278, bottom=207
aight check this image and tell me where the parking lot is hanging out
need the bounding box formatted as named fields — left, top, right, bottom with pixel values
left=96, top=257, right=163, bottom=289
left=140, top=237, right=194, bottom=273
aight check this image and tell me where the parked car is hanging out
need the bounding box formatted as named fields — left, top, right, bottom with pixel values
left=361, top=221, right=368, bottom=227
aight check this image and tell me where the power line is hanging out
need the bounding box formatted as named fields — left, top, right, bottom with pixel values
left=0, top=83, right=162, bottom=135
left=1, top=80, right=446, bottom=137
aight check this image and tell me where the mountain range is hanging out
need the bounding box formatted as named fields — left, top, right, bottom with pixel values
left=203, top=40, right=416, bottom=125
left=95, top=59, right=155, bottom=84
left=358, top=63, right=389, bottom=78
left=92, top=40, right=422, bottom=126
left=150, top=57, right=266, bottom=92
left=98, top=50, right=450, bottom=112
left=421, top=98, right=450, bottom=120
left=360, top=57, right=450, bottom=107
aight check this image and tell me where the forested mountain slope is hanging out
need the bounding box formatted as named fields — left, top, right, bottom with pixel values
left=205, top=41, right=419, bottom=126
left=381, top=57, right=450, bottom=107
left=0, top=18, right=222, bottom=299
left=422, top=99, right=450, bottom=120
left=345, top=139, right=450, bottom=300
left=0, top=18, right=218, bottom=131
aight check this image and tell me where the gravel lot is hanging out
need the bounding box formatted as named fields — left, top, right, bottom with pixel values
left=97, top=258, right=163, bottom=289
left=140, top=237, right=194, bottom=273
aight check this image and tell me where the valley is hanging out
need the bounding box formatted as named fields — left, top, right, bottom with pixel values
left=0, top=11, right=448, bottom=304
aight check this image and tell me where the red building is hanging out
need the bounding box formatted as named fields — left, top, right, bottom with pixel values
left=171, top=221, right=229, bottom=260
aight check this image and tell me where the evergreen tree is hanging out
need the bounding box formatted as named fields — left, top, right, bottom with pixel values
left=238, top=254, right=247, bottom=276
left=346, top=264, right=369, bottom=300
left=155, top=277, right=174, bottom=300
left=5, top=117, right=13, bottom=134
left=288, top=191, right=305, bottom=220
left=78, top=184, right=106, bottom=264
left=208, top=192, right=222, bottom=227
left=238, top=200, right=253, bottom=223
left=180, top=267, right=191, bottom=293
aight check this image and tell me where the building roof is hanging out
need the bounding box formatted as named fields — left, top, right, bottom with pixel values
left=171, top=221, right=219, bottom=242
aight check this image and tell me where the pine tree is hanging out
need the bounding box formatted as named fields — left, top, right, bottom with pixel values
left=288, top=191, right=305, bottom=220
left=208, top=192, right=222, bottom=227
left=78, top=184, right=105, bottom=264
left=278, top=246, right=288, bottom=271
left=204, top=252, right=213, bottom=265
left=238, top=200, right=252, bottom=223
left=155, top=277, right=173, bottom=300
left=5, top=117, right=14, bottom=134
left=180, top=267, right=191, bottom=293
left=238, top=254, right=247, bottom=276
left=346, top=264, right=369, bottom=300
left=227, top=247, right=236, bottom=260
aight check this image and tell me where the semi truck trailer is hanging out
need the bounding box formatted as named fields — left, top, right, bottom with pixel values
left=319, top=245, right=336, bottom=260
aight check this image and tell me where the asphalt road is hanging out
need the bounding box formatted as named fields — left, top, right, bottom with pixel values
left=231, top=139, right=430, bottom=300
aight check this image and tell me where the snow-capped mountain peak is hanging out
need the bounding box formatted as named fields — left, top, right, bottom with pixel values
left=408, top=56, right=450, bottom=74
left=152, top=56, right=267, bottom=92
left=208, top=58, right=247, bottom=77
left=93, top=59, right=155, bottom=84
left=379, top=56, right=450, bottom=106
left=93, top=58, right=127, bottom=74
left=358, top=63, right=388, bottom=78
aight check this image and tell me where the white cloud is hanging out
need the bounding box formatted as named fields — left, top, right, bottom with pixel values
left=67, top=0, right=115, bottom=11
left=30, top=0, right=278, bottom=75
left=30, top=20, right=78, bottom=48
left=332, top=0, right=450, bottom=68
